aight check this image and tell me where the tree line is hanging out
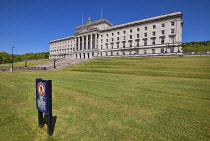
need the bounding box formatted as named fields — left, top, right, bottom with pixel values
left=182, top=41, right=210, bottom=53
left=0, top=52, right=49, bottom=64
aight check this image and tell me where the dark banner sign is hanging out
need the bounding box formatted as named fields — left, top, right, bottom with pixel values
left=36, top=78, right=53, bottom=136
left=36, top=79, right=52, bottom=114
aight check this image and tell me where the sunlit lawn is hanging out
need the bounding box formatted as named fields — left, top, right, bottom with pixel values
left=0, top=56, right=210, bottom=140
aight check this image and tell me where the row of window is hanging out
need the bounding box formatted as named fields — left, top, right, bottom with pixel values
left=103, top=29, right=175, bottom=43
left=103, top=38, right=166, bottom=49
left=76, top=48, right=175, bottom=57
left=52, top=35, right=175, bottom=50
left=51, top=44, right=75, bottom=50
left=52, top=36, right=176, bottom=52
left=51, top=40, right=74, bottom=46
left=52, top=47, right=175, bottom=57
left=103, top=21, right=175, bottom=37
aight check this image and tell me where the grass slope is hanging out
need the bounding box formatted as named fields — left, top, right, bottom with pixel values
left=0, top=56, right=210, bottom=140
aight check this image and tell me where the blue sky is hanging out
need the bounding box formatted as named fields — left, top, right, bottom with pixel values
left=0, top=0, right=210, bottom=54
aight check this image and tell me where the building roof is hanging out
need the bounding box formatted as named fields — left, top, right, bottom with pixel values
left=104, top=11, right=182, bottom=31
left=75, top=18, right=113, bottom=31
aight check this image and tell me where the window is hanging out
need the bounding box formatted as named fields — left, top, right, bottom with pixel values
left=101, top=39, right=103, bottom=43
left=123, top=51, right=125, bottom=55
left=171, top=29, right=175, bottom=34
left=129, top=51, right=132, bottom=55
left=106, top=34, right=108, bottom=37
left=111, top=38, right=114, bottom=42
left=112, top=33, right=114, bottom=36
left=135, top=49, right=139, bottom=55
left=130, top=35, right=132, bottom=39
left=161, top=30, right=165, bottom=35
left=137, top=28, right=140, bottom=31
left=117, top=43, right=119, bottom=48
left=117, top=32, right=120, bottom=35
left=101, top=45, right=103, bottom=49
left=111, top=44, right=113, bottom=49
left=153, top=25, right=156, bottom=29
left=170, top=36, right=175, bottom=43
left=117, top=37, right=119, bottom=41
left=171, top=21, right=175, bottom=26
left=106, top=52, right=108, bottom=56
left=117, top=52, right=119, bottom=56
left=106, top=39, right=108, bottom=42
left=123, top=42, right=125, bottom=48
left=152, top=39, right=155, bottom=45
left=144, top=50, right=147, bottom=54
left=144, top=39, right=147, bottom=46
left=136, top=41, right=139, bottom=47
left=123, top=36, right=126, bottom=40
left=123, top=31, right=126, bottom=34
left=144, top=33, right=147, bottom=37
left=137, top=34, right=139, bottom=38
left=129, top=42, right=132, bottom=47
left=152, top=31, right=156, bottom=36
left=106, top=44, right=108, bottom=49
left=101, top=35, right=103, bottom=37
left=130, top=29, right=132, bottom=33
left=161, top=48, right=164, bottom=53
left=170, top=47, right=174, bottom=53
left=152, top=49, right=155, bottom=54
left=161, top=38, right=165, bottom=44
left=144, top=26, right=147, bottom=30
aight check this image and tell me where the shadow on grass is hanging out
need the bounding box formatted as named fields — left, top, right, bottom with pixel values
left=40, top=114, right=57, bottom=136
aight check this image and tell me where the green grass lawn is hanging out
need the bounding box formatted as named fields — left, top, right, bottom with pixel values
left=0, top=60, right=52, bottom=68
left=0, top=56, right=210, bottom=140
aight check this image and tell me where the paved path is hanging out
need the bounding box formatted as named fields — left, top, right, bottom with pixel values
left=32, top=59, right=88, bottom=70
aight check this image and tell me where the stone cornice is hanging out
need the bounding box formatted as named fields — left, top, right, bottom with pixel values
left=50, top=36, right=74, bottom=43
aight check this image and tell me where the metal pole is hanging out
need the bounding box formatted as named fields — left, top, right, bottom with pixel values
left=38, top=110, right=44, bottom=127
left=12, top=46, right=14, bottom=72
left=25, top=60, right=27, bottom=67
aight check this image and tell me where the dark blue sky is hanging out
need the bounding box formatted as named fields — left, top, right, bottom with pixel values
left=0, top=0, right=210, bottom=54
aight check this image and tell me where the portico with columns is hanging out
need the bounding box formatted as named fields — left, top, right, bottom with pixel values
left=74, top=32, right=99, bottom=59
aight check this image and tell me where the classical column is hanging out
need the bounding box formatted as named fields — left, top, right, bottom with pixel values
left=74, top=38, right=76, bottom=51
left=90, top=34, right=92, bottom=50
left=78, top=36, right=80, bottom=51
left=94, top=34, right=97, bottom=49
left=82, top=36, right=85, bottom=50
left=86, top=35, right=88, bottom=50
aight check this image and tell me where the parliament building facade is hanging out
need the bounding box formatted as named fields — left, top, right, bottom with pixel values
left=49, top=11, right=183, bottom=59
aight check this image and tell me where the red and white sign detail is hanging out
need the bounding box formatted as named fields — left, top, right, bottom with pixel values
left=38, top=82, right=45, bottom=96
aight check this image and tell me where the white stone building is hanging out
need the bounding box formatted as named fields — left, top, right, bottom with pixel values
left=49, top=11, right=183, bottom=59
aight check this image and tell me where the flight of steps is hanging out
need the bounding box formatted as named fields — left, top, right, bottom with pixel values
left=31, top=59, right=88, bottom=70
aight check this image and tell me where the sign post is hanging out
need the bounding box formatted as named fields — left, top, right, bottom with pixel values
left=36, top=78, right=53, bottom=136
